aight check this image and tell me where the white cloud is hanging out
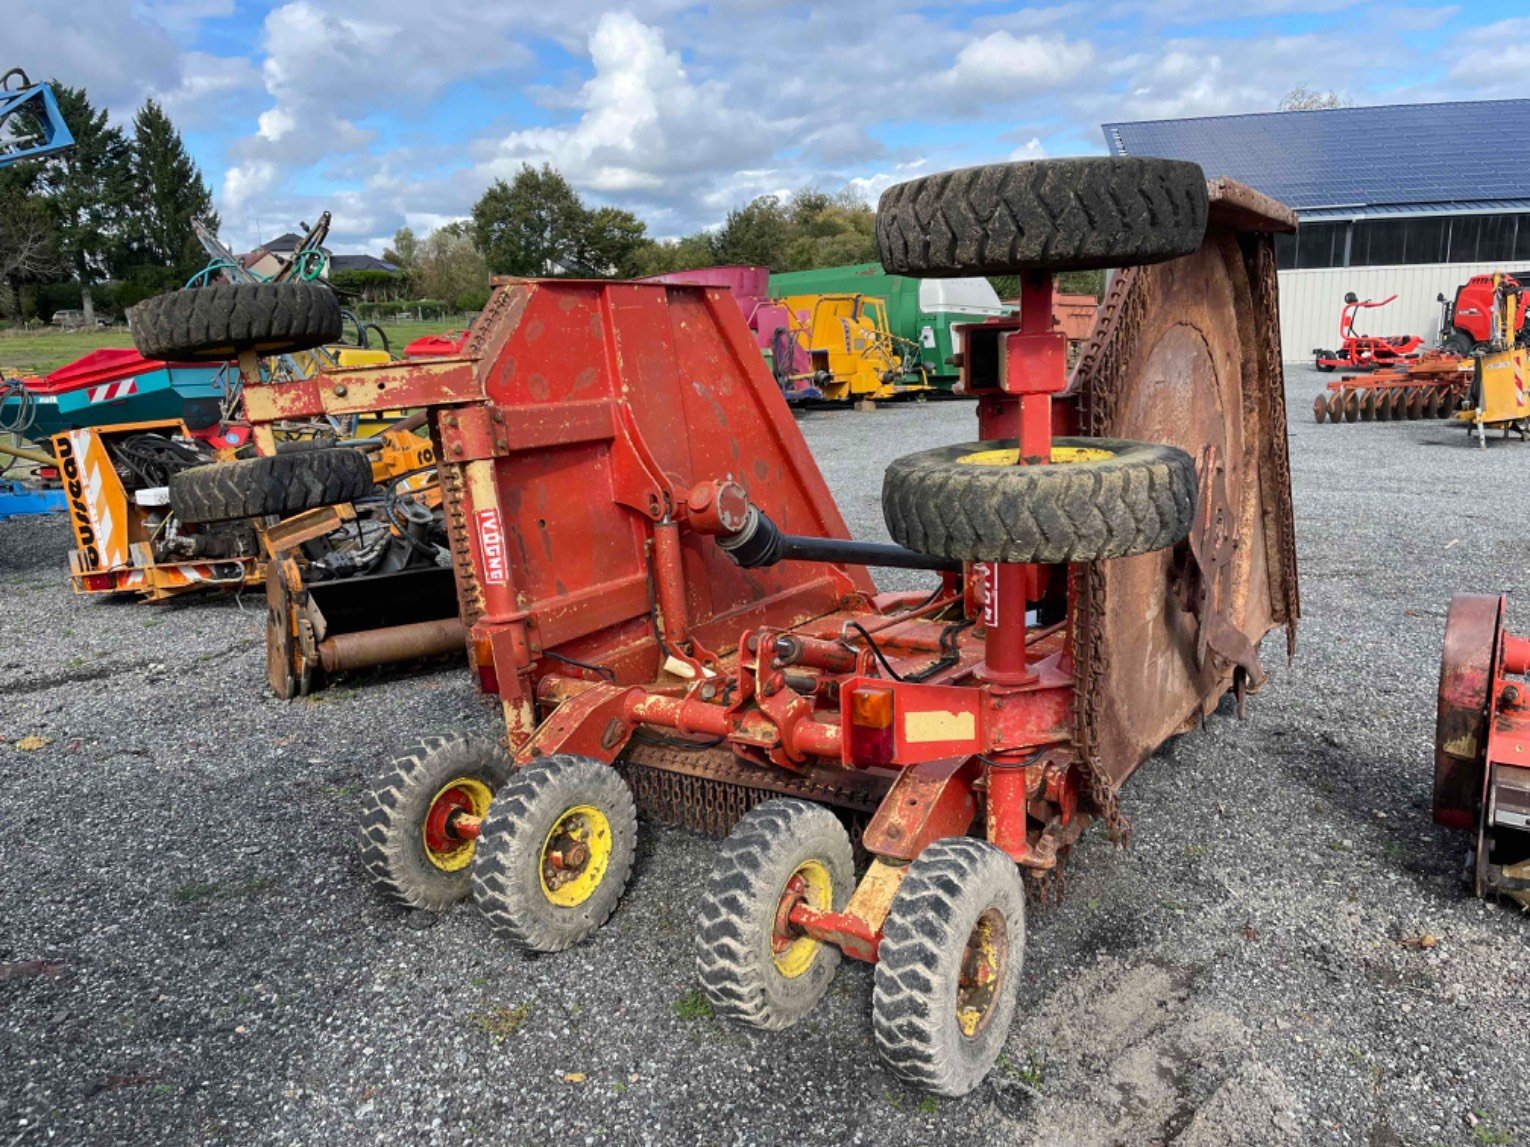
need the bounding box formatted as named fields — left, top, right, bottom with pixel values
left=1010, top=138, right=1047, bottom=161
left=942, top=31, right=1095, bottom=102
left=1446, top=18, right=1530, bottom=97
left=481, top=12, right=778, bottom=196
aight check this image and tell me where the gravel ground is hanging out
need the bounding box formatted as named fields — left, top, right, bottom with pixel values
left=2, top=367, right=1527, bottom=1146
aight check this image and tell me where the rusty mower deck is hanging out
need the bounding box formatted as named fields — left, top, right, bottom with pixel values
left=129, top=158, right=1299, bottom=1095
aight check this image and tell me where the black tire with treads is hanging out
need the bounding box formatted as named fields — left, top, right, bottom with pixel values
left=168, top=447, right=373, bottom=524
left=882, top=436, right=1196, bottom=564
left=694, top=799, right=855, bottom=1031
left=873, top=837, right=1026, bottom=1097
left=471, top=755, right=638, bottom=953
left=875, top=157, right=1208, bottom=277
left=128, top=281, right=342, bottom=361
left=357, top=734, right=514, bottom=911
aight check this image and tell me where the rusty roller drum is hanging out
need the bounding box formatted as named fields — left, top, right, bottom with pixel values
left=1358, top=390, right=1376, bottom=420
left=1343, top=389, right=1360, bottom=422
left=1312, top=394, right=1328, bottom=423
left=1326, top=392, right=1344, bottom=421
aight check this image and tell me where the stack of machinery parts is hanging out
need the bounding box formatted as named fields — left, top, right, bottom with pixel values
left=125, top=158, right=1299, bottom=1096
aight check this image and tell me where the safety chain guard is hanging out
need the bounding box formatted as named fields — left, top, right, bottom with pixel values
left=1250, top=237, right=1301, bottom=658
left=1067, top=265, right=1148, bottom=846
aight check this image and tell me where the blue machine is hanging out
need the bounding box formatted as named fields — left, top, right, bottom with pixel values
left=0, top=69, right=75, bottom=168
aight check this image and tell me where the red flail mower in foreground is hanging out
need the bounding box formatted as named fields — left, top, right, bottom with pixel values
left=129, top=158, right=1300, bottom=1095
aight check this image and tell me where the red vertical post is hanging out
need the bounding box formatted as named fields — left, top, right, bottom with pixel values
left=979, top=272, right=1065, bottom=688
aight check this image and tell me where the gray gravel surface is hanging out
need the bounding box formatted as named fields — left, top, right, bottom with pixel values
left=2, top=368, right=1527, bottom=1146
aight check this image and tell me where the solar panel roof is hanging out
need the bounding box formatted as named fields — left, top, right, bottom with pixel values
left=1104, top=100, right=1530, bottom=217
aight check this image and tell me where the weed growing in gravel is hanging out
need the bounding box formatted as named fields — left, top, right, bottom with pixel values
left=884, top=1088, right=903, bottom=1111
left=1184, top=844, right=1208, bottom=858
left=673, top=990, right=714, bottom=1021
left=999, top=1051, right=1045, bottom=1091
left=1471, top=1111, right=1512, bottom=1145
left=918, top=1097, right=939, bottom=1114
left=473, top=1002, right=532, bottom=1044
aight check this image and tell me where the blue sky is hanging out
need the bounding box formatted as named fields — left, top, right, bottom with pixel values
left=8, top=1, right=1526, bottom=254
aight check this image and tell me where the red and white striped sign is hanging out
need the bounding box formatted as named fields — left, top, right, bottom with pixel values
left=86, top=379, right=138, bottom=404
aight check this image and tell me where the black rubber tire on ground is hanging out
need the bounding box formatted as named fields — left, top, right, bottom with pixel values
left=695, top=799, right=855, bottom=1031
left=128, top=281, right=343, bottom=362
left=357, top=734, right=515, bottom=911
left=168, top=447, right=373, bottom=525
left=882, top=436, right=1196, bottom=565
left=875, top=157, right=1208, bottom=278
left=471, top=755, right=638, bottom=953
left=872, top=837, right=1026, bottom=1097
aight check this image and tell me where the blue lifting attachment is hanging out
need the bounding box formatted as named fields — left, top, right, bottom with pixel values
left=0, top=68, right=75, bottom=169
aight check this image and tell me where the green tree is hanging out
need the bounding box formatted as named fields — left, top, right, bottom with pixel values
left=628, top=232, right=718, bottom=278
left=712, top=195, right=791, bottom=269
left=472, top=164, right=589, bottom=276
left=416, top=221, right=488, bottom=309
left=383, top=226, right=418, bottom=272
left=124, top=98, right=218, bottom=284
left=578, top=206, right=648, bottom=277
left=35, top=84, right=132, bottom=321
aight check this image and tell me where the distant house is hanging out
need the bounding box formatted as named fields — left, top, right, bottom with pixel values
left=241, top=233, right=399, bottom=281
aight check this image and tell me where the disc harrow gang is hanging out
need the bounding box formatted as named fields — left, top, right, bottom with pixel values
left=1311, top=352, right=1472, bottom=425
left=1312, top=382, right=1463, bottom=423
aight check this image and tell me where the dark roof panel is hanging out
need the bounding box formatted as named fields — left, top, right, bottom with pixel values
left=1104, top=100, right=1530, bottom=212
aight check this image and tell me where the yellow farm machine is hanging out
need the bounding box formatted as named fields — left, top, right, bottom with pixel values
left=778, top=292, right=931, bottom=404
left=126, top=157, right=1298, bottom=1094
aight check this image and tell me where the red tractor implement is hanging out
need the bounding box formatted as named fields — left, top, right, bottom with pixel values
left=129, top=158, right=1299, bottom=1095
left=1314, top=292, right=1425, bottom=372
left=1434, top=596, right=1530, bottom=909
left=1311, top=350, right=1473, bottom=423
left=1439, top=272, right=1528, bottom=357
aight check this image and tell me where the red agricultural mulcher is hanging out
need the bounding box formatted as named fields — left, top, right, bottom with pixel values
left=130, top=158, right=1300, bottom=1094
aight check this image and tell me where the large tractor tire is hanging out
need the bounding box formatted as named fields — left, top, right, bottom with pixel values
left=875, top=157, right=1208, bottom=277
left=882, top=437, right=1196, bottom=564
left=168, top=447, right=373, bottom=524
left=128, top=281, right=342, bottom=361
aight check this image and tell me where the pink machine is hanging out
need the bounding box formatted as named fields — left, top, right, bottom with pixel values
left=640, top=266, right=817, bottom=401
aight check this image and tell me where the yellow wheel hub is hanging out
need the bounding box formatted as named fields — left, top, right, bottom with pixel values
left=421, top=777, right=493, bottom=873
left=539, top=804, right=613, bottom=908
left=956, top=445, right=1114, bottom=466
left=956, top=908, right=1008, bottom=1038
left=772, top=859, right=833, bottom=979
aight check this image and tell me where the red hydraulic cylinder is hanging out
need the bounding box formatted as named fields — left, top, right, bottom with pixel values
left=1504, top=632, right=1530, bottom=676
left=985, top=759, right=1030, bottom=862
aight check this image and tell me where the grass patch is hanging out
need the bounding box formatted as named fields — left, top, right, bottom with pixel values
left=918, top=1096, right=939, bottom=1114
left=1000, top=1050, right=1046, bottom=1090
left=0, top=319, right=466, bottom=376
left=1471, top=1112, right=1513, bottom=1145
left=673, top=989, right=714, bottom=1021
left=473, top=1002, right=532, bottom=1044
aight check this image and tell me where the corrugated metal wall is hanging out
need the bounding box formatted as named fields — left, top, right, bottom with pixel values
left=1277, top=262, right=1505, bottom=362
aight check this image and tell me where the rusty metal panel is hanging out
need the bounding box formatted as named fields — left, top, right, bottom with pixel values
left=1070, top=180, right=1301, bottom=816
left=1435, top=594, right=1503, bottom=828
left=242, top=358, right=483, bottom=422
